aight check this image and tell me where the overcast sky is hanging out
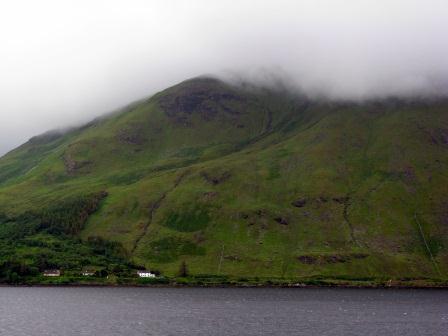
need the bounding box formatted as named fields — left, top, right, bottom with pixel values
left=1, top=0, right=447, bottom=155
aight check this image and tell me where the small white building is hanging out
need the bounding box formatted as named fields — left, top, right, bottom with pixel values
left=137, top=270, right=156, bottom=278
left=43, top=269, right=61, bottom=277
left=81, top=270, right=95, bottom=276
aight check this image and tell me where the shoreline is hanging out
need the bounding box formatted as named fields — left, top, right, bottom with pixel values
left=3, top=273, right=448, bottom=289
left=2, top=282, right=448, bottom=289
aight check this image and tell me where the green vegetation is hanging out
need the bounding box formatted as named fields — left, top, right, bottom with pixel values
left=178, top=260, right=189, bottom=278
left=147, top=237, right=205, bottom=263
left=164, top=207, right=210, bottom=232
left=0, top=76, right=447, bottom=286
left=0, top=194, right=137, bottom=284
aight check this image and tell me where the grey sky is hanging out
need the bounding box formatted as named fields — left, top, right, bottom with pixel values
left=1, top=0, right=447, bottom=155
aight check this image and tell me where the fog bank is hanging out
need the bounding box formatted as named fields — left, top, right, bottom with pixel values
left=1, top=0, right=447, bottom=155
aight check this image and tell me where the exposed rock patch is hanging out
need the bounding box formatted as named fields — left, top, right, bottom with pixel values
left=440, top=129, right=448, bottom=145
left=224, top=255, right=242, bottom=262
left=63, top=153, right=92, bottom=174
left=117, top=127, right=146, bottom=145
left=332, top=196, right=349, bottom=204
left=202, top=191, right=218, bottom=201
left=297, top=253, right=368, bottom=265
left=241, top=209, right=268, bottom=227
left=401, top=166, right=416, bottom=184
left=158, top=78, right=244, bottom=123
left=292, top=196, right=352, bottom=207
left=193, top=231, right=206, bottom=244
left=201, top=171, right=231, bottom=185
left=297, top=255, right=318, bottom=264
left=274, top=217, right=289, bottom=225
left=240, top=209, right=289, bottom=227
left=418, top=125, right=448, bottom=146
left=292, top=198, right=307, bottom=207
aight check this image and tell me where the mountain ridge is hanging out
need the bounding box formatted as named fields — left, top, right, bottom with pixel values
left=0, top=76, right=447, bottom=283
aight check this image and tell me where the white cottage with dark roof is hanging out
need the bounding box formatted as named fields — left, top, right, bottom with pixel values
left=137, top=270, right=156, bottom=278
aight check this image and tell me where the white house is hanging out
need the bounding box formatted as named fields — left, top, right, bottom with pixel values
left=43, top=269, right=61, bottom=277
left=81, top=269, right=95, bottom=276
left=137, top=270, right=156, bottom=278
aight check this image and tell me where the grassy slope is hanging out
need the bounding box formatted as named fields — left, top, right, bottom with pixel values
left=0, top=77, right=447, bottom=281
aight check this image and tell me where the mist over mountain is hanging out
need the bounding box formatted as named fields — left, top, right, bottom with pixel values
left=1, top=0, right=448, bottom=155
left=0, top=75, right=447, bottom=285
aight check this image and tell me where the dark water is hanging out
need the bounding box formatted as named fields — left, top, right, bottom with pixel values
left=0, top=287, right=447, bottom=336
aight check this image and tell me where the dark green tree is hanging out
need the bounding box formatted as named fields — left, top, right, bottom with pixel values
left=178, top=260, right=188, bottom=277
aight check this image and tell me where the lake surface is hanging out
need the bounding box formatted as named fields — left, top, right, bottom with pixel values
left=0, top=287, right=447, bottom=335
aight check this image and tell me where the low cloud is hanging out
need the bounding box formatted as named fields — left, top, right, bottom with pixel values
left=1, top=0, right=447, bottom=155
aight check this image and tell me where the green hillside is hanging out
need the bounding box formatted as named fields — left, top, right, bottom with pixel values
left=1, top=76, right=447, bottom=285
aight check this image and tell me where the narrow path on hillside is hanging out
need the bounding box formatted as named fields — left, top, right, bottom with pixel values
left=131, top=169, right=190, bottom=253
left=342, top=193, right=361, bottom=247
left=414, top=212, right=442, bottom=276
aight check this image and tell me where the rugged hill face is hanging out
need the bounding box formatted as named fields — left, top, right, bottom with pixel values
left=1, top=76, right=448, bottom=281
